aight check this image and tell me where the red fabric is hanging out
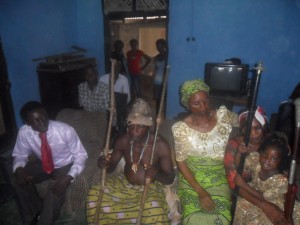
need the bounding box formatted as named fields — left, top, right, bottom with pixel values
left=227, top=170, right=237, bottom=189
left=39, top=133, right=54, bottom=174
left=224, top=138, right=240, bottom=189
left=127, top=50, right=144, bottom=75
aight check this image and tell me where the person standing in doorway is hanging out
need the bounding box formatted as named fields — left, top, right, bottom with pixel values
left=127, top=39, right=151, bottom=99
left=111, top=40, right=129, bottom=79
left=153, top=39, right=167, bottom=115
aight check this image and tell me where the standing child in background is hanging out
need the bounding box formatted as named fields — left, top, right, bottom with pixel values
left=111, top=40, right=129, bottom=78
left=127, top=39, right=151, bottom=98
left=233, top=134, right=300, bottom=225
left=153, top=39, right=167, bottom=115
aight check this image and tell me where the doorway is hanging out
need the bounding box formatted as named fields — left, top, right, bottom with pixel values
left=102, top=0, right=168, bottom=103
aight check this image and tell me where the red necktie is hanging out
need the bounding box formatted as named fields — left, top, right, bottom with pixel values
left=39, top=133, right=54, bottom=174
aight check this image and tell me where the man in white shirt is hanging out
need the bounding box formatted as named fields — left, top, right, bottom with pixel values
left=100, top=61, right=131, bottom=104
left=100, top=61, right=130, bottom=135
left=12, top=101, right=88, bottom=225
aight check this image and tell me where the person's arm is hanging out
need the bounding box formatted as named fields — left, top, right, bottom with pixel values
left=65, top=127, right=88, bottom=179
left=78, top=83, right=84, bottom=108
left=234, top=153, right=290, bottom=225
left=141, top=52, right=151, bottom=71
left=122, top=75, right=131, bottom=103
left=12, top=131, right=30, bottom=172
left=225, top=108, right=239, bottom=127
left=177, top=160, right=215, bottom=211
left=233, top=141, right=248, bottom=171
left=101, top=136, right=126, bottom=173
left=101, top=82, right=110, bottom=111
left=238, top=187, right=290, bottom=225
left=12, top=129, right=33, bottom=185
left=52, top=126, right=87, bottom=195
left=153, top=56, right=158, bottom=77
left=235, top=174, right=264, bottom=200
left=224, top=138, right=240, bottom=189
left=149, top=137, right=175, bottom=185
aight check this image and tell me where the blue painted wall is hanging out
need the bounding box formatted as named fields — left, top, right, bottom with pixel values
left=0, top=0, right=104, bottom=126
left=168, top=0, right=300, bottom=118
left=0, top=0, right=299, bottom=126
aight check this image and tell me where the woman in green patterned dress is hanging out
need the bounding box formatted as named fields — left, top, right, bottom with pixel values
left=172, top=79, right=238, bottom=224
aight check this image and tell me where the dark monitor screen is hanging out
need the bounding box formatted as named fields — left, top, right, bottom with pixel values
left=204, top=63, right=249, bottom=96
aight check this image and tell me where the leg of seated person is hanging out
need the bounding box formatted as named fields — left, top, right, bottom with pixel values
left=86, top=173, right=170, bottom=224
left=13, top=160, right=46, bottom=224
left=38, top=163, right=72, bottom=225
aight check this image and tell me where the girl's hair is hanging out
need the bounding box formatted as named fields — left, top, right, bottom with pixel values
left=258, top=133, right=291, bottom=173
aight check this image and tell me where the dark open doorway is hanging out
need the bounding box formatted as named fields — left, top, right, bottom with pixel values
left=102, top=0, right=169, bottom=103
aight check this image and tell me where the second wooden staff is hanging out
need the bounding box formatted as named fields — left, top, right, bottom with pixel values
left=135, top=65, right=170, bottom=225
left=93, top=59, right=116, bottom=225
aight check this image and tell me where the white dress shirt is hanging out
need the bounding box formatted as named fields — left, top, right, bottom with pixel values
left=100, top=73, right=131, bottom=103
left=12, top=120, right=88, bottom=179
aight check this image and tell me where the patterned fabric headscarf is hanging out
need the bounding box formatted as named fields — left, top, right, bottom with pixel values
left=238, top=106, right=268, bottom=126
left=127, top=98, right=153, bottom=126
left=180, top=79, right=210, bottom=107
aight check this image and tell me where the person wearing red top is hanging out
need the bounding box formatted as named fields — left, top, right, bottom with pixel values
left=126, top=39, right=150, bottom=98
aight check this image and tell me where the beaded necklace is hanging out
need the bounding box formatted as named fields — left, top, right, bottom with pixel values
left=130, top=130, right=149, bottom=173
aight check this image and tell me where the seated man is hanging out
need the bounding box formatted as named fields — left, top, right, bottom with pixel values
left=12, top=101, right=88, bottom=225
left=78, top=64, right=110, bottom=112
left=86, top=98, right=175, bottom=224
left=100, top=60, right=131, bottom=135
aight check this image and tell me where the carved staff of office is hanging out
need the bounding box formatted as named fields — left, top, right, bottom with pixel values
left=93, top=59, right=116, bottom=225
left=230, top=61, right=264, bottom=224
left=136, top=65, right=170, bottom=225
left=284, top=97, right=300, bottom=223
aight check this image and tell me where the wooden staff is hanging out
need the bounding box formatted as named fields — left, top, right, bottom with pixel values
left=230, top=61, right=264, bottom=224
left=93, top=59, right=116, bottom=225
left=136, top=65, right=170, bottom=225
left=284, top=97, right=300, bottom=222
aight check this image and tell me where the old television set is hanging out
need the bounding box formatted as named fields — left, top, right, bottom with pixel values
left=204, top=63, right=249, bottom=96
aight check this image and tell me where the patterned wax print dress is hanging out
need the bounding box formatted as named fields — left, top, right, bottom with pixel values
left=233, top=152, right=300, bottom=225
left=172, top=106, right=238, bottom=225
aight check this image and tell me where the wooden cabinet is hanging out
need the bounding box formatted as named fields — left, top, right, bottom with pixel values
left=37, top=56, right=96, bottom=119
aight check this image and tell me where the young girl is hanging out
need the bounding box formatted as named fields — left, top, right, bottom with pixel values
left=233, top=134, right=300, bottom=225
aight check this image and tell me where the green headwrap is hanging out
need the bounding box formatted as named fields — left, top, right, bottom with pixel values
left=181, top=79, right=210, bottom=107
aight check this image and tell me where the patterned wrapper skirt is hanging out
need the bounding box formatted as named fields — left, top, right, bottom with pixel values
left=86, top=173, right=171, bottom=224
left=178, top=156, right=231, bottom=225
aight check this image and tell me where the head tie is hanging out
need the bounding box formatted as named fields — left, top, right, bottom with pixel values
left=181, top=79, right=210, bottom=107
left=238, top=106, right=268, bottom=126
